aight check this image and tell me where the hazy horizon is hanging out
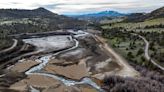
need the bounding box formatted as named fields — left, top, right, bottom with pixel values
left=0, top=0, right=164, bottom=15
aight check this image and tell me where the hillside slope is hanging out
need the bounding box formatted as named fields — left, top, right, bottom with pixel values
left=147, top=6, right=164, bottom=19
left=0, top=7, right=87, bottom=35
left=124, top=6, right=164, bottom=22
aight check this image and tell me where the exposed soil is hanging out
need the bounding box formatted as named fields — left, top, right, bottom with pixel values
left=44, top=59, right=89, bottom=80
left=10, top=75, right=98, bottom=92
left=2, top=30, right=140, bottom=92
left=9, top=59, right=39, bottom=73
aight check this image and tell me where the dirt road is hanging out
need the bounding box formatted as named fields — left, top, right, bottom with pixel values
left=0, top=50, right=41, bottom=69
left=0, top=39, right=18, bottom=54
left=94, top=35, right=140, bottom=77
left=132, top=33, right=164, bottom=71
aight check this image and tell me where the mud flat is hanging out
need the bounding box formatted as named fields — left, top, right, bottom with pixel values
left=23, top=35, right=74, bottom=52
left=9, top=59, right=39, bottom=73
left=7, top=30, right=139, bottom=92
left=59, top=48, right=88, bottom=60
left=9, top=33, right=104, bottom=92
left=44, top=59, right=89, bottom=80
left=10, top=75, right=98, bottom=92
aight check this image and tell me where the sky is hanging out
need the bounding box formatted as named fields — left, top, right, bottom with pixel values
left=0, top=0, right=164, bottom=15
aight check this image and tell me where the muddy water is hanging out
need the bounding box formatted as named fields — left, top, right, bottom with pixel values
left=24, top=33, right=105, bottom=92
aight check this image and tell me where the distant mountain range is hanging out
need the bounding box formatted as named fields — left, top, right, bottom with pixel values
left=69, top=11, right=126, bottom=18
left=68, top=11, right=127, bottom=22
left=68, top=6, right=164, bottom=23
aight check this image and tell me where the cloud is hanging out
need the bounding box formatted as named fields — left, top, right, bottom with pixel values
left=0, top=0, right=164, bottom=14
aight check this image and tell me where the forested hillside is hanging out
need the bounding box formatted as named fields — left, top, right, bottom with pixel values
left=0, top=7, right=87, bottom=50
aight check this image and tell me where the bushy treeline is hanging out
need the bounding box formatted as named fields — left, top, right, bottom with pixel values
left=0, top=19, right=86, bottom=35
left=0, top=23, right=51, bottom=35
left=103, top=75, right=164, bottom=92
left=103, top=62, right=164, bottom=92
left=144, top=24, right=164, bottom=29
left=140, top=31, right=164, bottom=47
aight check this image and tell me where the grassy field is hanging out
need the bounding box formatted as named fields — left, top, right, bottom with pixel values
left=101, top=18, right=164, bottom=71
left=100, top=18, right=124, bottom=24
left=102, top=18, right=164, bottom=31
left=105, top=32, right=149, bottom=66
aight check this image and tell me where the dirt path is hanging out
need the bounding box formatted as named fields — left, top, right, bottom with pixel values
left=0, top=39, right=18, bottom=54
left=94, top=35, right=140, bottom=77
left=132, top=33, right=164, bottom=71
left=0, top=50, right=41, bottom=69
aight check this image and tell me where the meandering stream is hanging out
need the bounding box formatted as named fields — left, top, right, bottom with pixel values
left=24, top=31, right=105, bottom=92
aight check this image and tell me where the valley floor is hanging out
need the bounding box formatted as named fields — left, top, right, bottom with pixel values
left=0, top=30, right=139, bottom=92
